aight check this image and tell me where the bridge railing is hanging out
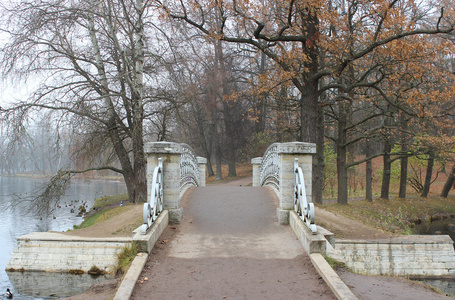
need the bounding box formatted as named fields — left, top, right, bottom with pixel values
left=260, top=144, right=280, bottom=192
left=142, top=158, right=163, bottom=234
left=294, top=158, right=316, bottom=233
left=145, top=142, right=206, bottom=225
left=252, top=142, right=316, bottom=230
left=180, top=144, right=201, bottom=193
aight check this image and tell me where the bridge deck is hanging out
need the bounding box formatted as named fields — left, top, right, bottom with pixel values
left=132, top=178, right=336, bottom=299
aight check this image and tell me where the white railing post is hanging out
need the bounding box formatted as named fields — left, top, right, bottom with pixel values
left=294, top=158, right=316, bottom=233
left=142, top=157, right=163, bottom=234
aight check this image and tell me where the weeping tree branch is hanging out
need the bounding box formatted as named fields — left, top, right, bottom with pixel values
left=9, top=165, right=123, bottom=218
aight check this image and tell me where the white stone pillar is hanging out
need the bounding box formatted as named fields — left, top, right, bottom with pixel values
left=197, top=157, right=207, bottom=187
left=145, top=142, right=183, bottom=223
left=277, top=142, right=316, bottom=225
left=251, top=157, right=262, bottom=187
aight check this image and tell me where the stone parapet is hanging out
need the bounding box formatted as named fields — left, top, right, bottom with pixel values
left=335, top=235, right=455, bottom=276
left=133, top=210, right=169, bottom=253
left=197, top=157, right=207, bottom=187
left=289, top=211, right=327, bottom=254
left=6, top=232, right=131, bottom=273
left=278, top=142, right=315, bottom=225
left=145, top=141, right=206, bottom=223
left=251, top=157, right=262, bottom=187
left=276, top=142, right=316, bottom=154
left=144, top=141, right=183, bottom=154
left=256, top=142, right=316, bottom=225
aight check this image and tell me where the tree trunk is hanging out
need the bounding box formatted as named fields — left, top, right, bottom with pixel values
left=107, top=122, right=145, bottom=203
left=298, top=11, right=321, bottom=203
left=380, top=140, right=392, bottom=200
left=336, top=102, right=348, bottom=205
left=131, top=0, right=147, bottom=203
left=313, top=102, right=324, bottom=204
left=365, top=139, right=373, bottom=201
left=441, top=164, right=455, bottom=198
left=222, top=102, right=237, bottom=177
left=399, top=153, right=408, bottom=199
left=215, top=125, right=223, bottom=181
left=215, top=39, right=236, bottom=177
left=421, top=152, right=434, bottom=198
left=195, top=106, right=214, bottom=177
left=399, top=114, right=408, bottom=199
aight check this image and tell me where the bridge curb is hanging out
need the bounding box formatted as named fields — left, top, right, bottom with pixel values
left=310, top=253, right=358, bottom=300
left=114, top=209, right=169, bottom=300
left=113, top=252, right=148, bottom=300
left=289, top=210, right=358, bottom=299
left=132, top=210, right=169, bottom=253
left=289, top=210, right=327, bottom=253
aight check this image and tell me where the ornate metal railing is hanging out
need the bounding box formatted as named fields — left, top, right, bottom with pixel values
left=260, top=144, right=280, bottom=191
left=294, top=158, right=316, bottom=234
left=180, top=144, right=200, bottom=192
left=142, top=158, right=163, bottom=234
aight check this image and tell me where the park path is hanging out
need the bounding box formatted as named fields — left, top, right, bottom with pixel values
left=131, top=178, right=336, bottom=299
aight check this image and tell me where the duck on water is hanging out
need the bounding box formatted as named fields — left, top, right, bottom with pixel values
left=5, top=288, right=13, bottom=299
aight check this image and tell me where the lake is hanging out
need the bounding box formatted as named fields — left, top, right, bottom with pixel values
left=0, top=176, right=126, bottom=299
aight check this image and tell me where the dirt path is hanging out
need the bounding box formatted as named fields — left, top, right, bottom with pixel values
left=315, top=206, right=394, bottom=239
left=63, top=204, right=142, bottom=238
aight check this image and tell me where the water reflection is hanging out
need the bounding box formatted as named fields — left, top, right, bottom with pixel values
left=414, top=218, right=455, bottom=242
left=0, top=176, right=126, bottom=300
left=7, top=272, right=113, bottom=299
left=414, top=218, right=455, bottom=296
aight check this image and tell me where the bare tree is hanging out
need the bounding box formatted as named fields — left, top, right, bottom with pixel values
left=0, top=0, right=174, bottom=203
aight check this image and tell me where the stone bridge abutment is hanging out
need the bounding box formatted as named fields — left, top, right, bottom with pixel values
left=251, top=142, right=316, bottom=225
left=144, top=141, right=206, bottom=224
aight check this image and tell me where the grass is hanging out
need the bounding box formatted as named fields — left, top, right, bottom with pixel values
left=73, top=206, right=132, bottom=230
left=72, top=193, right=129, bottom=230
left=323, top=254, right=346, bottom=270
left=319, top=196, right=455, bottom=234
left=92, top=193, right=129, bottom=209
left=113, top=242, right=138, bottom=275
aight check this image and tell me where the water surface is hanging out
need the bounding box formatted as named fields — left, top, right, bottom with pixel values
left=414, top=218, right=455, bottom=296
left=0, top=176, right=126, bottom=299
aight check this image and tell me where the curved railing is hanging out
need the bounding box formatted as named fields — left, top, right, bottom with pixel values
left=294, top=158, right=316, bottom=234
left=180, top=143, right=200, bottom=192
left=260, top=143, right=280, bottom=191
left=142, top=158, right=164, bottom=234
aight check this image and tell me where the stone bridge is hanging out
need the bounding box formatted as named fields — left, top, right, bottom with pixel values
left=125, top=141, right=355, bottom=299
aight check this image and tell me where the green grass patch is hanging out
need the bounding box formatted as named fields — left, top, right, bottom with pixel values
left=113, top=242, right=138, bottom=276
left=92, top=193, right=128, bottom=210
left=73, top=206, right=131, bottom=230
left=323, top=254, right=346, bottom=270
left=320, top=196, right=455, bottom=234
